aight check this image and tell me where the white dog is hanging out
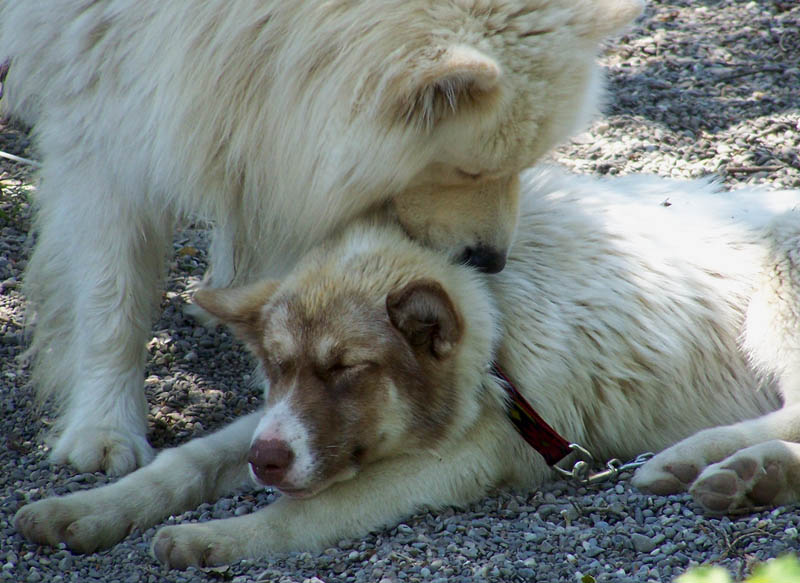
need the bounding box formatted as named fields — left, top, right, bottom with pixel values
left=15, top=168, right=800, bottom=568
left=0, top=0, right=642, bottom=475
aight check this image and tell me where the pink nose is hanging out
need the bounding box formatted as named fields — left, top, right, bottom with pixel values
left=248, top=438, right=294, bottom=485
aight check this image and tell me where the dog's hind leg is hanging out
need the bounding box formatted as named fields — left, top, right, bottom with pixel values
left=15, top=411, right=258, bottom=553
left=681, top=215, right=800, bottom=512
left=25, top=164, right=172, bottom=475
left=634, top=211, right=800, bottom=511
left=742, top=210, right=800, bottom=403
left=633, top=403, right=800, bottom=502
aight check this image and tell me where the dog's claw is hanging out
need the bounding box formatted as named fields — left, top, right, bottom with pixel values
left=152, top=525, right=236, bottom=569
left=152, top=530, right=180, bottom=568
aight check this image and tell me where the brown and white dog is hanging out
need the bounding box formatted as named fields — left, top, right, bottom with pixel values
left=14, top=168, right=800, bottom=568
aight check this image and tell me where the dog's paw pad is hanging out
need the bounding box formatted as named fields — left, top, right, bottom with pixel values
left=632, top=459, right=699, bottom=494
left=748, top=462, right=782, bottom=505
left=689, top=471, right=741, bottom=512
left=690, top=456, right=783, bottom=512
left=720, top=456, right=758, bottom=481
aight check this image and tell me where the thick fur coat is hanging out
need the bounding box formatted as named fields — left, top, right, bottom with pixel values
left=0, top=0, right=641, bottom=474
left=15, top=169, right=800, bottom=568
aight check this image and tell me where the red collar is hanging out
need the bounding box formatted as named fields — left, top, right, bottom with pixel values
left=491, top=362, right=573, bottom=466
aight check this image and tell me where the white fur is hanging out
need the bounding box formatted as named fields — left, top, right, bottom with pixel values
left=263, top=305, right=298, bottom=360
left=14, top=168, right=800, bottom=568
left=0, top=0, right=641, bottom=474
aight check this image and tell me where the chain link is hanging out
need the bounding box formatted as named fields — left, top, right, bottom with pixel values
left=553, top=443, right=654, bottom=484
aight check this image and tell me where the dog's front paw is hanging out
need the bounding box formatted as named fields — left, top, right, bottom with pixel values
left=689, top=442, right=794, bottom=513
left=632, top=426, right=750, bottom=496
left=15, top=496, right=133, bottom=553
left=51, top=425, right=154, bottom=476
left=152, top=525, right=239, bottom=569
left=632, top=453, right=701, bottom=495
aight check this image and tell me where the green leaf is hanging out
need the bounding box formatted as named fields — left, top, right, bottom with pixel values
left=746, top=555, right=800, bottom=583
left=676, top=565, right=732, bottom=583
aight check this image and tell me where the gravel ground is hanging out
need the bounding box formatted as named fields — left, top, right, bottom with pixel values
left=1, top=1, right=799, bottom=582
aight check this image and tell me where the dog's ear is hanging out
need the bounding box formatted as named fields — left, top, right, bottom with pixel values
left=387, top=279, right=463, bottom=359
left=192, top=280, right=280, bottom=346
left=397, top=44, right=501, bottom=129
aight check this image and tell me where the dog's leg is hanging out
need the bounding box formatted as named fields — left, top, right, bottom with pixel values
left=635, top=214, right=800, bottom=512
left=742, top=211, right=800, bottom=404
left=15, top=411, right=259, bottom=553
left=682, top=213, right=800, bottom=512
left=633, top=403, right=800, bottom=499
left=151, top=420, right=519, bottom=568
left=25, top=170, right=172, bottom=475
left=204, top=220, right=238, bottom=290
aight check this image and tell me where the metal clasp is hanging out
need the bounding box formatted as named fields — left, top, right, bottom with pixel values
left=554, top=444, right=654, bottom=484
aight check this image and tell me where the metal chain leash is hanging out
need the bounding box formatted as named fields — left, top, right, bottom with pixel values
left=553, top=443, right=654, bottom=484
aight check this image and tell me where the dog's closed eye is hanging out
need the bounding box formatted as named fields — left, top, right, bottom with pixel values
left=316, top=361, right=374, bottom=384
left=456, top=168, right=483, bottom=181
left=331, top=360, right=371, bottom=375
left=264, top=356, right=295, bottom=379
left=326, top=362, right=352, bottom=376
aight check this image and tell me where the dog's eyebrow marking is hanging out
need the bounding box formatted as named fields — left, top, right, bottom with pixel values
left=315, top=335, right=338, bottom=364
left=265, top=304, right=297, bottom=356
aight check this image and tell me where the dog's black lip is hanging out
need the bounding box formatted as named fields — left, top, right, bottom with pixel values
left=458, top=245, right=507, bottom=273
left=476, top=256, right=507, bottom=273
left=352, top=445, right=367, bottom=463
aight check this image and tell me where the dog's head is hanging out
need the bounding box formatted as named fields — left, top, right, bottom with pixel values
left=366, top=0, right=643, bottom=272
left=254, top=0, right=642, bottom=274
left=194, top=224, right=499, bottom=498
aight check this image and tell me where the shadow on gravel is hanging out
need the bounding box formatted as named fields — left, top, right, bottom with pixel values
left=606, top=1, right=799, bottom=135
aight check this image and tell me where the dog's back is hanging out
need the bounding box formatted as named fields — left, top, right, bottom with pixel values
left=490, top=169, right=790, bottom=470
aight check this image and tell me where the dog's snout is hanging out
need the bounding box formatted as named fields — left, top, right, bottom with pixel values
left=459, top=245, right=507, bottom=274
left=248, top=438, right=294, bottom=485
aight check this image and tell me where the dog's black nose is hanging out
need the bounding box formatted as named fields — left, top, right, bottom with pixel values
left=248, top=438, right=294, bottom=485
left=459, top=245, right=507, bottom=274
